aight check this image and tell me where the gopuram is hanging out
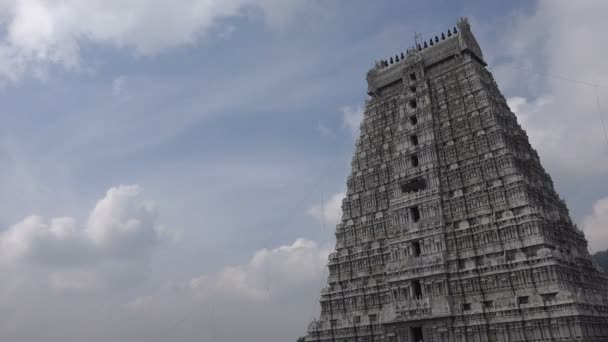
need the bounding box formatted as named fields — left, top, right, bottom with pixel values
left=304, top=18, right=608, bottom=342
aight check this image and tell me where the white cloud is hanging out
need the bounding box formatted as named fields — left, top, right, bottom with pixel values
left=0, top=0, right=310, bottom=82
left=125, top=238, right=330, bottom=342
left=308, top=191, right=344, bottom=228
left=496, top=0, right=608, bottom=176
left=0, top=184, right=163, bottom=266
left=506, top=95, right=553, bottom=150
left=185, top=238, right=329, bottom=302
left=582, top=197, right=608, bottom=252
left=0, top=186, right=330, bottom=341
left=86, top=185, right=160, bottom=254
left=341, top=105, right=363, bottom=137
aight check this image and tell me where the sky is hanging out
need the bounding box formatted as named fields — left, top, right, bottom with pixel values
left=0, top=1, right=606, bottom=341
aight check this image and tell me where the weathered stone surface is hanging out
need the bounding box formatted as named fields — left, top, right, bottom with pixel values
left=305, top=17, right=608, bottom=342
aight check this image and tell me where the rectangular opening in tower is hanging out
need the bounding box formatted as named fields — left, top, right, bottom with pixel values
left=411, top=327, right=424, bottom=342
left=409, top=99, right=417, bottom=109
left=410, top=115, right=418, bottom=126
left=401, top=178, right=426, bottom=193
left=410, top=206, right=421, bottom=222
left=409, top=85, right=417, bottom=94
left=409, top=72, right=417, bottom=81
left=411, top=155, right=419, bottom=167
left=412, top=241, right=421, bottom=257
left=541, top=292, right=558, bottom=303
left=412, top=280, right=422, bottom=298
left=410, top=134, right=419, bottom=146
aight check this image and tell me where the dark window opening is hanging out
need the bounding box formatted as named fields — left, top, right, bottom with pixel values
left=410, top=206, right=421, bottom=222
left=401, top=177, right=426, bottom=193
left=330, top=319, right=337, bottom=327
left=409, top=99, right=417, bottom=109
left=409, top=85, right=417, bottom=94
left=412, top=327, right=424, bottom=342
left=410, top=115, right=418, bottom=125
left=369, top=314, right=377, bottom=322
left=506, top=251, right=515, bottom=261
left=518, top=296, right=529, bottom=305
left=409, top=72, right=417, bottom=81
left=412, top=241, right=421, bottom=257
left=411, top=155, right=419, bottom=167
left=410, top=134, right=419, bottom=146
left=482, top=300, right=493, bottom=309
left=462, top=303, right=471, bottom=311
left=353, top=316, right=361, bottom=324
left=541, top=293, right=558, bottom=302
left=412, top=280, right=422, bottom=298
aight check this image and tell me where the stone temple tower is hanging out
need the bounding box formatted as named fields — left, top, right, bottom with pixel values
left=305, top=18, right=608, bottom=342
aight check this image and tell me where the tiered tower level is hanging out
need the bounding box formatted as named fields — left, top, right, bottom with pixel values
left=305, top=18, right=608, bottom=342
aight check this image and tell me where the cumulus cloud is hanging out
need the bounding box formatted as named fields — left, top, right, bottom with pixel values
left=185, top=238, right=329, bottom=302
left=0, top=0, right=310, bottom=81
left=0, top=184, right=163, bottom=266
left=495, top=0, right=608, bottom=176
left=308, top=191, right=344, bottom=228
left=582, top=197, right=608, bottom=252
left=125, top=238, right=330, bottom=342
left=341, top=105, right=364, bottom=137
left=86, top=185, right=160, bottom=254
left=506, top=95, right=553, bottom=150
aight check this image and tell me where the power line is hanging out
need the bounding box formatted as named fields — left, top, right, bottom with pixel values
left=495, top=64, right=608, bottom=88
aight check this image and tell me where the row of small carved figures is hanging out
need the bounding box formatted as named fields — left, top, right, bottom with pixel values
left=378, top=27, right=459, bottom=68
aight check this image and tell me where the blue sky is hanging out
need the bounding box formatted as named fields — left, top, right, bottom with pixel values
left=0, top=1, right=606, bottom=341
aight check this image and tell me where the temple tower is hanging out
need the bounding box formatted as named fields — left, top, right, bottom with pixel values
left=305, top=18, right=608, bottom=342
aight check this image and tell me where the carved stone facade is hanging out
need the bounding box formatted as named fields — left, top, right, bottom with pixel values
left=305, top=18, right=608, bottom=342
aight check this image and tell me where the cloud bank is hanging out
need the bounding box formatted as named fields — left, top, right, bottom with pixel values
left=124, top=238, right=331, bottom=342
left=0, top=0, right=310, bottom=81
